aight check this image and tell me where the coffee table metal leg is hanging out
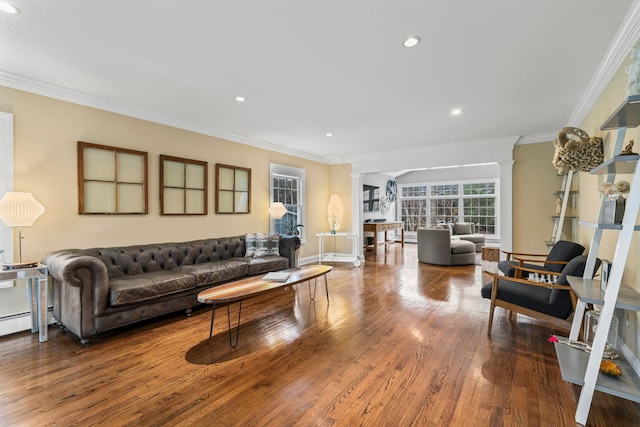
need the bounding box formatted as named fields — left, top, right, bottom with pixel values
left=308, top=278, right=318, bottom=300
left=209, top=303, right=217, bottom=338
left=324, top=274, right=329, bottom=303
left=227, top=302, right=243, bottom=348
left=308, top=276, right=329, bottom=303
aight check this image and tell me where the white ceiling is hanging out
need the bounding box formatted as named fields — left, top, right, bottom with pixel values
left=1, top=0, right=639, bottom=168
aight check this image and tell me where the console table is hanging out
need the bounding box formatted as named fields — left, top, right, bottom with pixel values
left=363, top=221, right=405, bottom=255
left=0, top=264, right=48, bottom=342
left=316, top=232, right=361, bottom=267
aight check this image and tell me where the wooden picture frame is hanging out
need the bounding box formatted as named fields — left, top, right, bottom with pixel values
left=78, top=141, right=148, bottom=214
left=215, top=163, right=251, bottom=214
left=160, top=155, right=208, bottom=215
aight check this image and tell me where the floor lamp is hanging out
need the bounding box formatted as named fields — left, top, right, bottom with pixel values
left=0, top=192, right=45, bottom=267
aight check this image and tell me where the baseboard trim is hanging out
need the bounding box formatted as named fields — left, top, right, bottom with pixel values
left=0, top=308, right=53, bottom=338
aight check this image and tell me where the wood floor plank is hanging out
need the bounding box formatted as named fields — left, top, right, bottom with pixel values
left=0, top=244, right=639, bottom=426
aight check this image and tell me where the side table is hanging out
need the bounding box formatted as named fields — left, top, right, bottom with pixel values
left=316, top=232, right=361, bottom=267
left=0, top=264, right=48, bottom=342
left=481, top=247, right=500, bottom=274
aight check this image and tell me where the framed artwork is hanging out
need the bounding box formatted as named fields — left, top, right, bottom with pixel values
left=215, top=163, right=251, bottom=214
left=363, top=185, right=379, bottom=212
left=160, top=155, right=208, bottom=215
left=77, top=141, right=148, bottom=214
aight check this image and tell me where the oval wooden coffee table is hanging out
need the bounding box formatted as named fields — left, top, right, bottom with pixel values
left=197, top=265, right=332, bottom=347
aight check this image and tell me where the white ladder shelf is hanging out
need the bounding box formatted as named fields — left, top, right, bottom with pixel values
left=552, top=95, right=640, bottom=425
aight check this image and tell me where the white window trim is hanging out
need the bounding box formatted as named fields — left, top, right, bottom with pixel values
left=270, top=163, right=306, bottom=244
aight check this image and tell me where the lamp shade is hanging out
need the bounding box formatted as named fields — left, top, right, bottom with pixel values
left=270, top=202, right=287, bottom=219
left=327, top=194, right=343, bottom=231
left=0, top=192, right=45, bottom=227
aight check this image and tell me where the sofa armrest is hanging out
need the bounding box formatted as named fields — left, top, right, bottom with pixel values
left=278, top=236, right=301, bottom=267
left=42, top=250, right=109, bottom=320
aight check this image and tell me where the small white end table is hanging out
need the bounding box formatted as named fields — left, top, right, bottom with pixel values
left=0, top=264, right=48, bottom=342
left=316, top=232, right=361, bottom=267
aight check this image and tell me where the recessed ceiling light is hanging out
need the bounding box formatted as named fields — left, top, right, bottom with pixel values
left=0, top=2, right=20, bottom=14
left=403, top=36, right=421, bottom=48
left=451, top=108, right=463, bottom=116
left=325, top=132, right=333, bottom=137
left=235, top=96, right=246, bottom=102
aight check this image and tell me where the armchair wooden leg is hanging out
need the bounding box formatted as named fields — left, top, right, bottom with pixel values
left=488, top=276, right=499, bottom=335
left=488, top=304, right=495, bottom=334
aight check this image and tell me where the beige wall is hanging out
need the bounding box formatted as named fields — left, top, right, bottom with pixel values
left=0, top=85, right=355, bottom=315
left=512, top=141, right=563, bottom=254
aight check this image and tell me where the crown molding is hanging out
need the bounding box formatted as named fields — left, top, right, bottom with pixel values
left=349, top=136, right=519, bottom=175
left=568, top=0, right=640, bottom=126
left=0, top=70, right=329, bottom=164
left=515, top=132, right=556, bottom=145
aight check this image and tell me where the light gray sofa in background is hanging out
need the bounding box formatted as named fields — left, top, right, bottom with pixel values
left=440, top=222, right=485, bottom=252
left=417, top=228, right=476, bottom=266
left=42, top=235, right=300, bottom=343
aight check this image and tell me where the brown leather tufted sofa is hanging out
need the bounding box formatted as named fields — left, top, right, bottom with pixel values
left=42, top=235, right=300, bottom=344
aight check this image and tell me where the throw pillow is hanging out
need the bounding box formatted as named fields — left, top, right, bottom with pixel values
left=254, top=233, right=280, bottom=257
left=453, top=222, right=473, bottom=235
left=245, top=233, right=258, bottom=257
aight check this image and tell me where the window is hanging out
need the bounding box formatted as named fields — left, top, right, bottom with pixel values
left=430, top=198, right=459, bottom=225
left=160, top=155, right=207, bottom=215
left=77, top=141, right=148, bottom=214
left=463, top=182, right=496, bottom=234
left=270, top=164, right=306, bottom=242
left=400, top=185, right=428, bottom=232
left=399, top=180, right=498, bottom=237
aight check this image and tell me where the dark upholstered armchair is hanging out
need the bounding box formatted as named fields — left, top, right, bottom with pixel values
left=482, top=255, right=600, bottom=334
left=498, top=240, right=585, bottom=278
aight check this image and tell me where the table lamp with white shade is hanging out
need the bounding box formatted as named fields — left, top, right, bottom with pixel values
left=0, top=192, right=45, bottom=268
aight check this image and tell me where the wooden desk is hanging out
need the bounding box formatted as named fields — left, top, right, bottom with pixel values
left=363, top=221, right=405, bottom=255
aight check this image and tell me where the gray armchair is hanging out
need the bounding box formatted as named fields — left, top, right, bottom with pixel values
left=498, top=240, right=585, bottom=278
left=482, top=254, right=601, bottom=334
left=417, top=228, right=476, bottom=266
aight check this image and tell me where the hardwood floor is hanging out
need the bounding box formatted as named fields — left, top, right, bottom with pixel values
left=1, top=244, right=639, bottom=426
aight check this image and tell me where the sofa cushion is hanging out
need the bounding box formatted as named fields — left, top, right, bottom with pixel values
left=480, top=279, right=571, bottom=319
left=254, top=233, right=280, bottom=257
left=458, top=234, right=485, bottom=244
left=453, top=222, right=474, bottom=235
left=236, top=256, right=289, bottom=275
left=245, top=233, right=258, bottom=257
left=175, top=260, right=249, bottom=287
left=450, top=239, right=475, bottom=254
left=109, top=271, right=196, bottom=306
